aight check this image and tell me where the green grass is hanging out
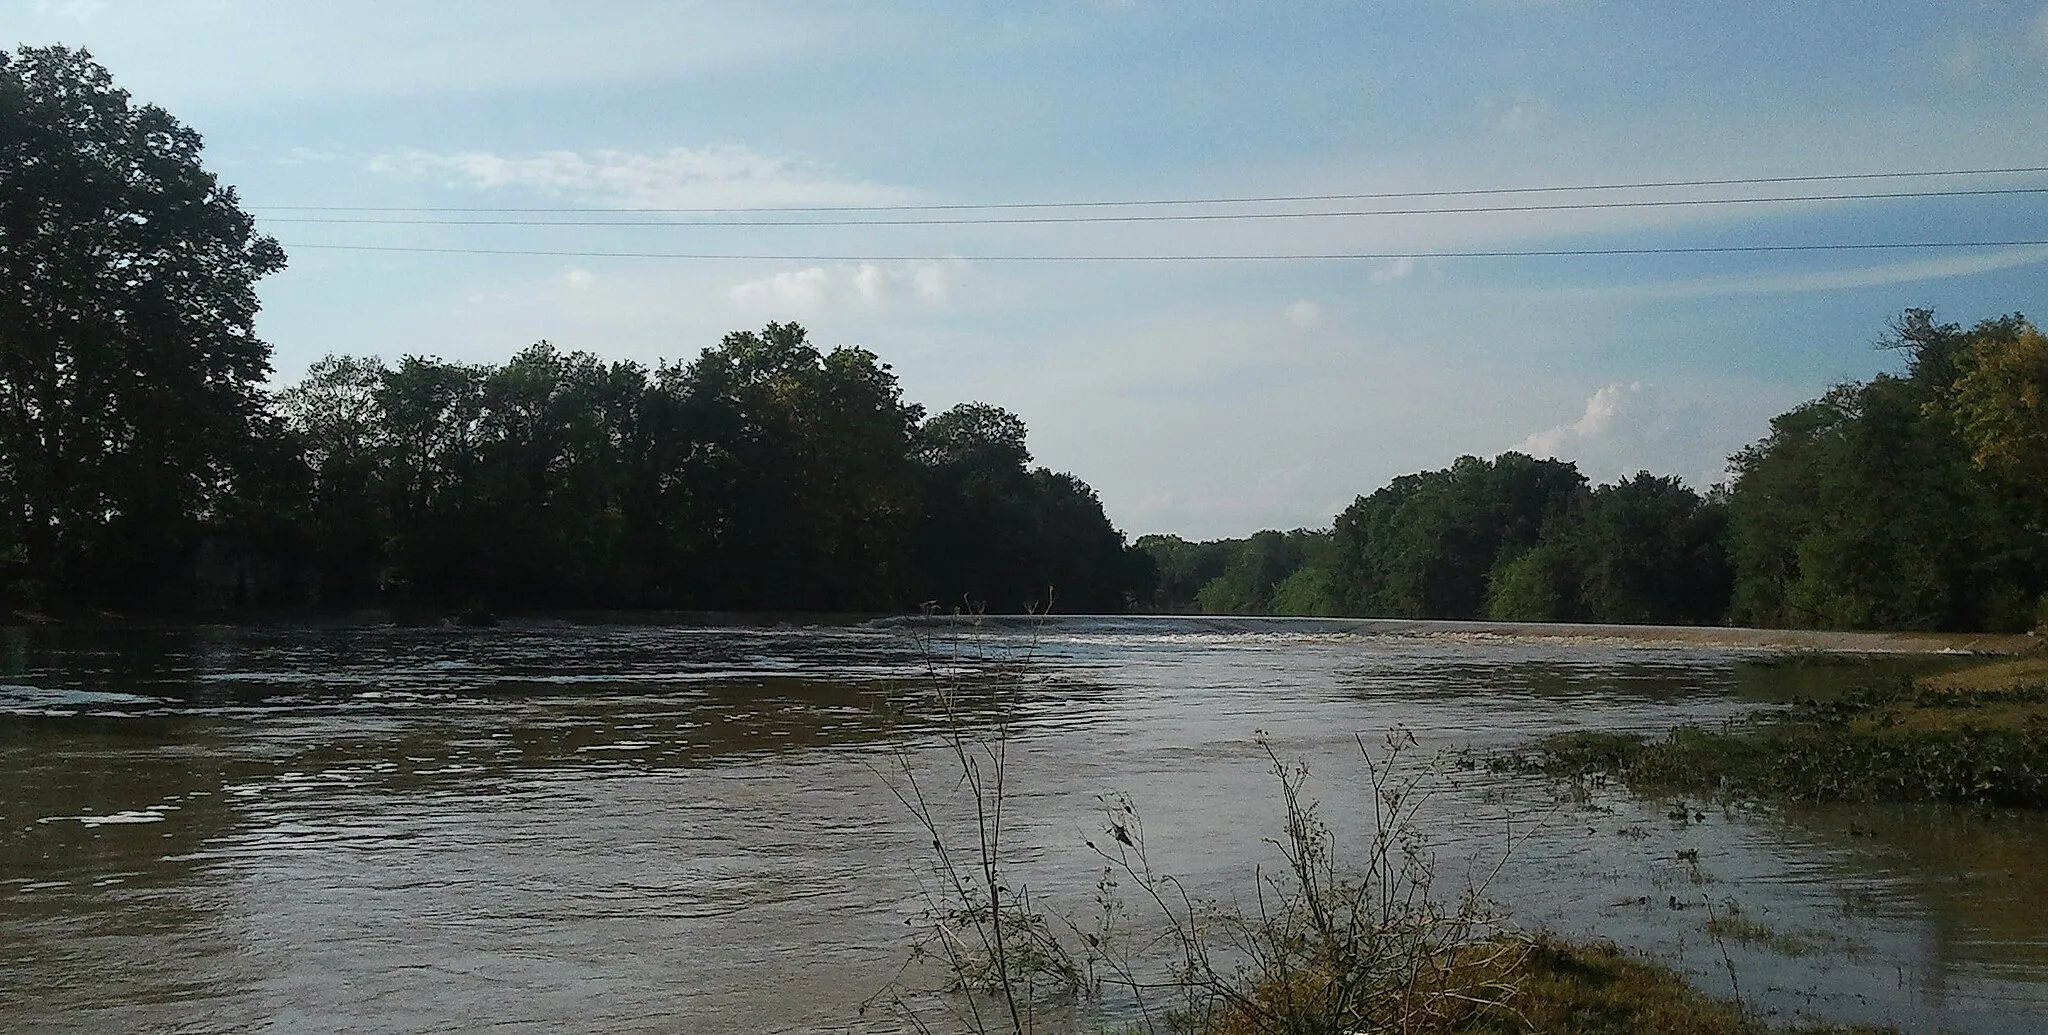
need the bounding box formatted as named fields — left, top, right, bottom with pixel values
left=1515, top=661, right=2048, bottom=807
left=1166, top=935, right=1893, bottom=1035
left=1447, top=937, right=1890, bottom=1035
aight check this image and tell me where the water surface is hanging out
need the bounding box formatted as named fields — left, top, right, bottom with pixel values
left=2, top=618, right=2040, bottom=1033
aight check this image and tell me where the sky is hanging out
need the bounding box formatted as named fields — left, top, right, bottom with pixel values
left=9, top=0, right=2048, bottom=538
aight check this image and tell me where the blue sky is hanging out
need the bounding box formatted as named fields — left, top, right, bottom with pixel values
left=10, top=0, right=2048, bottom=537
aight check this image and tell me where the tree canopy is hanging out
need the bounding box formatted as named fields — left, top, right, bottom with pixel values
left=1, top=45, right=286, bottom=608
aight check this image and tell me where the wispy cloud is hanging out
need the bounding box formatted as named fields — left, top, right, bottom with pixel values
left=370, top=146, right=913, bottom=210
left=1369, top=256, right=1417, bottom=284
left=1282, top=300, right=1322, bottom=327
left=1551, top=245, right=2048, bottom=301
left=727, top=260, right=962, bottom=315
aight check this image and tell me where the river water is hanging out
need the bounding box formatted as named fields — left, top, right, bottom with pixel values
left=2, top=617, right=2044, bottom=1034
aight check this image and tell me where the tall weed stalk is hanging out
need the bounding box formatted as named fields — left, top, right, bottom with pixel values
left=869, top=616, right=1532, bottom=1035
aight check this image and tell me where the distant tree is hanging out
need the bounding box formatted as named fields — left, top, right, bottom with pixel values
left=1135, top=534, right=1238, bottom=613
left=276, top=355, right=391, bottom=604
left=917, top=402, right=1030, bottom=471
left=1330, top=453, right=1585, bottom=619
left=0, top=46, right=287, bottom=608
left=910, top=402, right=1143, bottom=613
left=1486, top=473, right=1728, bottom=625
left=1188, top=529, right=1334, bottom=615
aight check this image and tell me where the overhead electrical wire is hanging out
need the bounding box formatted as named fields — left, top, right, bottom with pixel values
left=279, top=240, right=2048, bottom=262
left=248, top=163, right=2048, bottom=215
left=254, top=185, right=2048, bottom=228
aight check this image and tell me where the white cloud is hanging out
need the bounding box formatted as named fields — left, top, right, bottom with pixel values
left=1515, top=382, right=1643, bottom=460
left=1282, top=300, right=1322, bottom=327
left=1479, top=87, right=1551, bottom=132
left=1509, top=381, right=1743, bottom=489
left=275, top=146, right=345, bottom=166
left=370, top=145, right=912, bottom=211
left=1369, top=256, right=1416, bottom=284
left=727, top=260, right=963, bottom=315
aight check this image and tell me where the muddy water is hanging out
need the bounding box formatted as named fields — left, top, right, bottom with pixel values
left=1, top=617, right=2043, bottom=1034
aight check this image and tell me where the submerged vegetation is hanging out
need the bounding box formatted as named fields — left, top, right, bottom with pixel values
left=1516, top=657, right=2048, bottom=808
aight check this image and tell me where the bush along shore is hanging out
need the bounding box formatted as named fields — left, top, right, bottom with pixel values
left=1510, top=655, right=2048, bottom=808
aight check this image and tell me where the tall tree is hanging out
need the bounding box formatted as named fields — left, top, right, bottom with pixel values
left=1724, top=313, right=2044, bottom=631
left=0, top=46, right=286, bottom=608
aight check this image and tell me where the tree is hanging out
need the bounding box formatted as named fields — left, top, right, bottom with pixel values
left=0, top=46, right=286, bottom=608
left=1723, top=313, right=2045, bottom=633
left=1943, top=317, right=2048, bottom=494
left=1134, top=534, right=1237, bottom=612
left=1484, top=473, right=1728, bottom=625
left=1329, top=453, right=1585, bottom=619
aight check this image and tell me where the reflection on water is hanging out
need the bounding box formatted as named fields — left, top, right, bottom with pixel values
left=0, top=618, right=2042, bottom=1033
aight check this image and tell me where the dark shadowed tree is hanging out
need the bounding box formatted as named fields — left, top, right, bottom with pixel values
left=0, top=46, right=287, bottom=609
left=1330, top=453, right=1585, bottom=619
left=1485, top=473, right=1729, bottom=625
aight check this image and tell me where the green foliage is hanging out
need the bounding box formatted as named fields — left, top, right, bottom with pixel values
left=1331, top=453, right=1585, bottom=620
left=1724, top=312, right=2046, bottom=632
left=1132, top=530, right=1337, bottom=616
left=1268, top=562, right=1339, bottom=617
left=914, top=404, right=1146, bottom=614
left=264, top=327, right=1149, bottom=615
left=1135, top=535, right=1240, bottom=613
left=1521, top=673, right=2048, bottom=808
left=1933, top=315, right=2048, bottom=490
left=1485, top=473, right=1731, bottom=625
left=2, top=55, right=2038, bottom=642
left=0, top=46, right=287, bottom=610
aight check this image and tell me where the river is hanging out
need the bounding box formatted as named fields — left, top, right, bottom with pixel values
left=2, top=617, right=2044, bottom=1034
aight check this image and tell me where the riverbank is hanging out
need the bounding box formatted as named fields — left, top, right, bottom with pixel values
left=8, top=608, right=2037, bottom=655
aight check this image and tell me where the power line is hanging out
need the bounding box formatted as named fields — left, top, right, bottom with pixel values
left=247, top=163, right=2048, bottom=215
left=280, top=239, right=2048, bottom=262
left=254, top=185, right=2048, bottom=228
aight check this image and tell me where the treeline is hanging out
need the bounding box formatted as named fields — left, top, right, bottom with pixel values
left=257, top=325, right=1148, bottom=614
left=4, top=322, right=1150, bottom=616
left=1142, top=311, right=2048, bottom=633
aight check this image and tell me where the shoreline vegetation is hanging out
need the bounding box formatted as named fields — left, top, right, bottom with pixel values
left=5, top=46, right=2041, bottom=1034
left=1516, top=652, right=2048, bottom=810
